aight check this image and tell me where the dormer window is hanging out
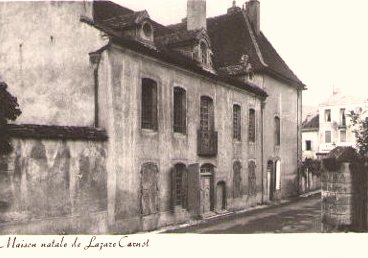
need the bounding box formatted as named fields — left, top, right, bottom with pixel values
left=200, top=41, right=208, bottom=65
left=139, top=21, right=154, bottom=42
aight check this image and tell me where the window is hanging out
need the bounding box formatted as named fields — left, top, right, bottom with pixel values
left=325, top=109, right=331, bottom=122
left=340, top=108, right=346, bottom=126
left=200, top=96, right=214, bottom=132
left=325, top=131, right=332, bottom=143
left=248, top=161, right=257, bottom=196
left=233, top=161, right=242, bottom=198
left=141, top=78, right=158, bottom=130
left=140, top=162, right=159, bottom=215
left=173, top=87, right=186, bottom=134
left=340, top=130, right=346, bottom=143
left=233, top=105, right=241, bottom=141
left=200, top=42, right=207, bottom=65
left=305, top=140, right=312, bottom=151
left=274, top=116, right=280, bottom=146
left=248, top=109, right=256, bottom=143
left=172, top=163, right=187, bottom=208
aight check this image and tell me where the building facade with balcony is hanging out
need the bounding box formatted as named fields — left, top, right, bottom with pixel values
left=302, top=92, right=368, bottom=160
left=0, top=0, right=305, bottom=234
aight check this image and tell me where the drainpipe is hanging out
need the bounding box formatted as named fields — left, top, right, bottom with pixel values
left=89, top=52, right=102, bottom=127
left=261, top=98, right=266, bottom=203
left=297, top=89, right=302, bottom=195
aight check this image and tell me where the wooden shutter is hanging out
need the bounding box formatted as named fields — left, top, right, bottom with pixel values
left=182, top=167, right=188, bottom=209
left=170, top=167, right=177, bottom=211
left=187, top=163, right=200, bottom=217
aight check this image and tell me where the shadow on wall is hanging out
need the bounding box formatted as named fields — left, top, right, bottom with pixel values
left=0, top=140, right=108, bottom=234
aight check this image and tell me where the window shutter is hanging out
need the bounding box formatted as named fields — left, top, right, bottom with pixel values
left=187, top=163, right=200, bottom=217
left=182, top=167, right=188, bottom=209
left=152, top=84, right=158, bottom=130
left=170, top=167, right=177, bottom=211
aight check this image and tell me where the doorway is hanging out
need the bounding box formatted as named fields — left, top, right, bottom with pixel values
left=200, top=164, right=214, bottom=214
left=216, top=181, right=226, bottom=211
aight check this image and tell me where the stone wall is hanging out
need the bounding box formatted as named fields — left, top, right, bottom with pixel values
left=321, top=147, right=367, bottom=232
left=0, top=128, right=108, bottom=234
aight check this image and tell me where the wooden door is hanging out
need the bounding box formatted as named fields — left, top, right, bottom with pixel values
left=216, top=182, right=226, bottom=211
left=201, top=176, right=212, bottom=213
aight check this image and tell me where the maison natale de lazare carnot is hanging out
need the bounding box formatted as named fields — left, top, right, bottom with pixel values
left=0, top=0, right=305, bottom=234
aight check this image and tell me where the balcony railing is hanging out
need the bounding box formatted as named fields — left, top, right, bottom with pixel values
left=197, top=130, right=218, bottom=157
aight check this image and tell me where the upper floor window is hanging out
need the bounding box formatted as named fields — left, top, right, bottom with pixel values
left=200, top=96, right=214, bottom=132
left=325, top=109, right=331, bottom=122
left=141, top=78, right=158, bottom=130
left=325, top=131, right=332, bottom=143
left=248, top=108, right=256, bottom=143
left=305, top=140, right=312, bottom=151
left=233, top=104, right=241, bottom=141
left=173, top=87, right=186, bottom=134
left=274, top=116, right=280, bottom=146
left=340, top=108, right=346, bottom=126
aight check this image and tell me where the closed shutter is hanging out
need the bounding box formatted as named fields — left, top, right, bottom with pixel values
left=170, top=167, right=177, bottom=211
left=182, top=167, right=188, bottom=209
left=187, top=163, right=200, bottom=217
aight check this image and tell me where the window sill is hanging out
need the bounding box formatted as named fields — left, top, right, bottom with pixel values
left=233, top=139, right=242, bottom=145
left=141, top=128, right=158, bottom=135
left=173, top=132, right=187, bottom=138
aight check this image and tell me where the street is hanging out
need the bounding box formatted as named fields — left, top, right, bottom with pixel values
left=165, top=194, right=321, bottom=233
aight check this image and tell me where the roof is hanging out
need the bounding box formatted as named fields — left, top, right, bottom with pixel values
left=320, top=92, right=368, bottom=107
left=302, top=114, right=319, bottom=131
left=167, top=9, right=306, bottom=89
left=85, top=1, right=268, bottom=98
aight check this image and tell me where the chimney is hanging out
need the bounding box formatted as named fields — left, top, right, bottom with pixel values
left=246, top=0, right=260, bottom=35
left=228, top=1, right=241, bottom=15
left=187, top=0, right=206, bottom=31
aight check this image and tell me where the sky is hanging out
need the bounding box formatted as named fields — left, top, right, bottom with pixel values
left=114, top=0, right=368, bottom=108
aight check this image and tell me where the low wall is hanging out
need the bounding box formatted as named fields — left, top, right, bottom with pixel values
left=321, top=147, right=367, bottom=232
left=0, top=124, right=108, bottom=234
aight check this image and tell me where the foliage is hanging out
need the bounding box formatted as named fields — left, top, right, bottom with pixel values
left=0, top=82, right=22, bottom=155
left=348, top=110, right=368, bottom=157
left=301, top=159, right=322, bottom=178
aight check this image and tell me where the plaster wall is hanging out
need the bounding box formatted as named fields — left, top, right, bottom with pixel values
left=98, top=45, right=264, bottom=233
left=0, top=1, right=105, bottom=126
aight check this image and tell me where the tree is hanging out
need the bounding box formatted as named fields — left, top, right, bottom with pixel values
left=0, top=82, right=21, bottom=155
left=348, top=110, right=368, bottom=157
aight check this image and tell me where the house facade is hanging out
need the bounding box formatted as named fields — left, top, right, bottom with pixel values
left=301, top=92, right=368, bottom=160
left=0, top=0, right=305, bottom=234
left=302, top=114, right=319, bottom=160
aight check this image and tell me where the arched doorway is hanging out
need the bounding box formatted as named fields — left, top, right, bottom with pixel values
left=216, top=181, right=226, bottom=211
left=267, top=160, right=275, bottom=201
left=200, top=164, right=214, bottom=214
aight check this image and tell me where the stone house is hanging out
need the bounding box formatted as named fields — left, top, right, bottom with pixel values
left=301, top=92, right=368, bottom=160
left=0, top=0, right=305, bottom=234
left=302, top=114, right=319, bottom=160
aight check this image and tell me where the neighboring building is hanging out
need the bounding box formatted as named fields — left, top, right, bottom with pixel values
left=302, top=114, right=319, bottom=160
left=318, top=92, right=368, bottom=158
left=302, top=92, right=368, bottom=160
left=0, top=0, right=305, bottom=234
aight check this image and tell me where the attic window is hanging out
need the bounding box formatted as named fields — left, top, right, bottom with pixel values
left=200, top=42, right=208, bottom=65
left=142, top=22, right=152, bottom=38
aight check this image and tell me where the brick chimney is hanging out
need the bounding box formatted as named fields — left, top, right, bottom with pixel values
left=187, top=0, right=206, bottom=31
left=246, top=0, right=260, bottom=35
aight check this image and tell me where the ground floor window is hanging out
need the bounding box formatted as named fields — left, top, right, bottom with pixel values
left=141, top=162, right=159, bottom=215
left=172, top=163, right=187, bottom=209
